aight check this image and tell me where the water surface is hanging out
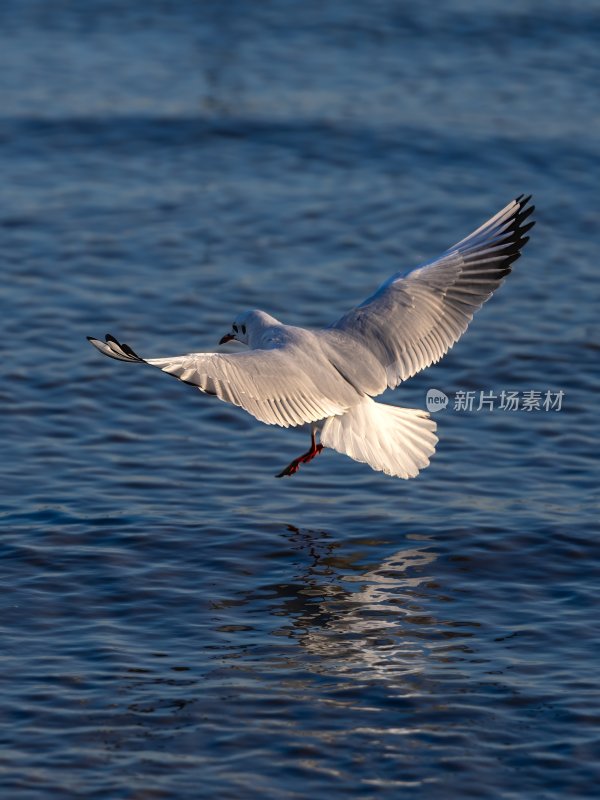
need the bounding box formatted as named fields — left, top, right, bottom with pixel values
left=1, top=1, right=599, bottom=798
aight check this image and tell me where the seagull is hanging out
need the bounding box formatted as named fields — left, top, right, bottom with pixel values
left=88, top=195, right=534, bottom=479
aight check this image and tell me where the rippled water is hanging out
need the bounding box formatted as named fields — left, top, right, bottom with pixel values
left=1, top=1, right=599, bottom=797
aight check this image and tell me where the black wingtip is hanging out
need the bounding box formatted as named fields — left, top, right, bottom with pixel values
left=516, top=193, right=532, bottom=207
left=120, top=342, right=143, bottom=360
left=97, top=332, right=145, bottom=362
left=86, top=335, right=94, bottom=341
left=518, top=204, right=535, bottom=222
left=520, top=220, right=535, bottom=236
left=507, top=196, right=535, bottom=237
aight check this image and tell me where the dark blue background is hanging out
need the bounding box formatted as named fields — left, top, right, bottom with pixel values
left=1, top=2, right=598, bottom=798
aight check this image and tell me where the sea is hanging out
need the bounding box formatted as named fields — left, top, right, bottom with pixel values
left=1, top=1, right=599, bottom=798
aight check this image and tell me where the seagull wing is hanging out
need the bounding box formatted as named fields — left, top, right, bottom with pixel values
left=329, top=195, right=535, bottom=389
left=87, top=335, right=354, bottom=428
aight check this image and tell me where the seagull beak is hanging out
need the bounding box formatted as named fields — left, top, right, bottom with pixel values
left=219, top=333, right=235, bottom=345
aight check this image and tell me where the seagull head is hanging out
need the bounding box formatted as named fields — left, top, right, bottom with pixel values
left=219, top=311, right=253, bottom=346
left=219, top=310, right=280, bottom=347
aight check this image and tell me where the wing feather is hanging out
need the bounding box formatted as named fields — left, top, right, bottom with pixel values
left=87, top=335, right=355, bottom=427
left=330, top=196, right=534, bottom=388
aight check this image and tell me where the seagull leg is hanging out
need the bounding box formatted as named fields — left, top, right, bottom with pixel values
left=276, top=428, right=324, bottom=478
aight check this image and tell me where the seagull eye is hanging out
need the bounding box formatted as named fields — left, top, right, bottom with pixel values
left=233, top=324, right=238, bottom=333
left=241, top=325, right=246, bottom=335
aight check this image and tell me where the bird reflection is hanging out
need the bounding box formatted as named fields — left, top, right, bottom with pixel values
left=215, top=524, right=439, bottom=682
left=288, top=525, right=438, bottom=680
left=116, top=526, right=443, bottom=746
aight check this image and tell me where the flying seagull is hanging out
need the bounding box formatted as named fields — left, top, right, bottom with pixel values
left=88, top=195, right=534, bottom=479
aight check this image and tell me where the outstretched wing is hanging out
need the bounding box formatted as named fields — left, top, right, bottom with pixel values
left=330, top=195, right=535, bottom=389
left=87, top=335, right=353, bottom=428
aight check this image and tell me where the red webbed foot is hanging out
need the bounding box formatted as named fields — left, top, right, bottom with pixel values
left=276, top=443, right=324, bottom=478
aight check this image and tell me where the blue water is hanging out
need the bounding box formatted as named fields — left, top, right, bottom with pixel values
left=1, top=1, right=599, bottom=797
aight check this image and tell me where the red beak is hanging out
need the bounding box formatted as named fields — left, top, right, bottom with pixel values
left=219, top=333, right=235, bottom=345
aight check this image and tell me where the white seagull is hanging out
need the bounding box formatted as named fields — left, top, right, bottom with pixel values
left=88, top=195, right=534, bottom=479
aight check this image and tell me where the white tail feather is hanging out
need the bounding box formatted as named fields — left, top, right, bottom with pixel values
left=321, top=398, right=438, bottom=479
